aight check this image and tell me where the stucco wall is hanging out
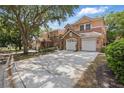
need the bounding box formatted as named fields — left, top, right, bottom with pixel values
left=71, top=18, right=106, bottom=48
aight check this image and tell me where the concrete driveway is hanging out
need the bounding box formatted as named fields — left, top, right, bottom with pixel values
left=12, top=50, right=98, bottom=88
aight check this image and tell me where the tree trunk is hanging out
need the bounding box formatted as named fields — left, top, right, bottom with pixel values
left=18, top=32, right=22, bottom=50
left=19, top=44, right=22, bottom=50
left=23, top=40, right=28, bottom=54
left=21, top=30, right=28, bottom=55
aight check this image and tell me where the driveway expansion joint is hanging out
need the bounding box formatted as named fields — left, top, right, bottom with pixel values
left=11, top=51, right=98, bottom=88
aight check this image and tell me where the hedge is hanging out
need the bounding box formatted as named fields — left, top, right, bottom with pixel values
left=105, top=38, right=124, bottom=84
left=39, top=47, right=57, bottom=54
left=101, top=46, right=106, bottom=53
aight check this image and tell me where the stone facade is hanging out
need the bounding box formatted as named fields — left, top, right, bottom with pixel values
left=62, top=31, right=81, bottom=51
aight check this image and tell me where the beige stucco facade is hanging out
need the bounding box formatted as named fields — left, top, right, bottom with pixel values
left=61, top=16, right=107, bottom=51
left=42, top=16, right=107, bottom=51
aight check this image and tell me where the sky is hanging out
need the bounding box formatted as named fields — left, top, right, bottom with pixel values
left=48, top=5, right=124, bottom=30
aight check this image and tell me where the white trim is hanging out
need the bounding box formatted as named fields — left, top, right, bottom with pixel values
left=66, top=38, right=77, bottom=42
left=79, top=24, right=106, bottom=30
left=91, top=24, right=93, bottom=30
left=85, top=23, right=92, bottom=30
left=80, top=23, right=92, bottom=30
left=84, top=24, right=86, bottom=30
left=66, top=38, right=77, bottom=51
left=80, top=24, right=85, bottom=31
left=81, top=38, right=97, bottom=51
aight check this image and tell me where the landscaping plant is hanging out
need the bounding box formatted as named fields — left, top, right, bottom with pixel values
left=40, top=47, right=57, bottom=54
left=105, top=38, right=124, bottom=84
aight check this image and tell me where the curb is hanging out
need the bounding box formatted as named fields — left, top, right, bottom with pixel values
left=3, top=55, right=25, bottom=88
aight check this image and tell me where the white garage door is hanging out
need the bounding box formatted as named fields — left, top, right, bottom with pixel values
left=66, top=38, right=77, bottom=51
left=82, top=38, right=97, bottom=51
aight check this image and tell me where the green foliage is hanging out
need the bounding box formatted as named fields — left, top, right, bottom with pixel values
left=0, top=16, right=21, bottom=48
left=40, top=47, right=57, bottom=54
left=0, top=5, right=79, bottom=54
left=105, top=38, right=124, bottom=84
left=101, top=47, right=106, bottom=53
left=107, top=31, right=117, bottom=44
left=105, top=11, right=124, bottom=44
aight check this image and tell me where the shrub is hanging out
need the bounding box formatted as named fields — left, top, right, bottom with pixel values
left=101, top=47, right=106, bottom=53
left=105, top=38, right=124, bottom=84
left=40, top=47, right=57, bottom=54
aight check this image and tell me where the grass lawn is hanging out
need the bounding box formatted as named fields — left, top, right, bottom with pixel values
left=0, top=46, right=57, bottom=61
left=13, top=49, right=56, bottom=61
left=13, top=52, right=41, bottom=61
left=0, top=47, right=21, bottom=53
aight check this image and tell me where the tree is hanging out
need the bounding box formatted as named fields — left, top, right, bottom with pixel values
left=105, top=11, right=124, bottom=44
left=0, top=5, right=79, bottom=54
left=0, top=16, right=22, bottom=49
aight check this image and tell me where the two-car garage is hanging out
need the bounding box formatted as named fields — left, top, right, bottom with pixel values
left=66, top=38, right=97, bottom=51
left=65, top=32, right=101, bottom=51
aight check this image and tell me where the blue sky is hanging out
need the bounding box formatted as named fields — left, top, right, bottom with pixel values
left=48, top=5, right=124, bottom=30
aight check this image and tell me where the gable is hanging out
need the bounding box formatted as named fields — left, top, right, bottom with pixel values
left=74, top=16, right=92, bottom=25
left=79, top=16, right=92, bottom=23
left=62, top=30, right=80, bottom=39
left=72, top=16, right=104, bottom=26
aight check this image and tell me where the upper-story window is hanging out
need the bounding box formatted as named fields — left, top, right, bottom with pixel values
left=80, top=24, right=84, bottom=31
left=80, top=23, right=91, bottom=31
left=86, top=24, right=91, bottom=30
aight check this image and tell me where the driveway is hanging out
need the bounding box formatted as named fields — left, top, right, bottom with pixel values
left=0, top=65, right=5, bottom=88
left=13, top=50, right=98, bottom=88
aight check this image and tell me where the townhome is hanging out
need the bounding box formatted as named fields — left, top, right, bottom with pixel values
left=61, top=16, right=107, bottom=51
left=44, top=16, right=107, bottom=51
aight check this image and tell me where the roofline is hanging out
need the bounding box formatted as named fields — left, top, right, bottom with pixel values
left=61, top=30, right=80, bottom=39
left=72, top=16, right=104, bottom=26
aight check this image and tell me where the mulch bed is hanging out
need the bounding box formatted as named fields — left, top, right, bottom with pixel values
left=75, top=53, right=124, bottom=88
left=96, top=63, right=124, bottom=88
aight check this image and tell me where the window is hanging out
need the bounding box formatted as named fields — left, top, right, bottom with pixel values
left=80, top=24, right=91, bottom=31
left=80, top=25, right=84, bottom=31
left=86, top=24, right=91, bottom=30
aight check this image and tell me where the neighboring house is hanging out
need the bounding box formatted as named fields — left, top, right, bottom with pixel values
left=61, top=16, right=107, bottom=51
left=47, top=29, right=65, bottom=48
left=30, top=32, right=53, bottom=50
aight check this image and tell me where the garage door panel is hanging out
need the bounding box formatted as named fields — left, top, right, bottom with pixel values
left=82, top=38, right=96, bottom=51
left=66, top=38, right=77, bottom=51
